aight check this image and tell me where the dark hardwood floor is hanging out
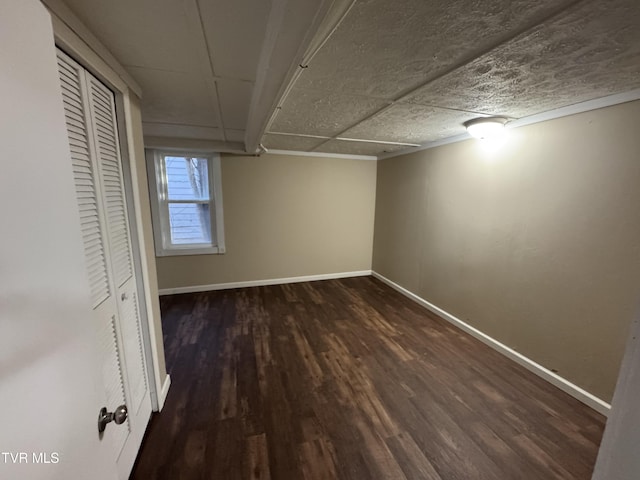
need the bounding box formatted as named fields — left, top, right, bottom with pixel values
left=131, top=276, right=605, bottom=479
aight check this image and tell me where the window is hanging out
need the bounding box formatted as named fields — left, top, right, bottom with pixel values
left=147, top=150, right=225, bottom=256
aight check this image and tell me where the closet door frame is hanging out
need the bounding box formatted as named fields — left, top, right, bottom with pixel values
left=50, top=13, right=163, bottom=412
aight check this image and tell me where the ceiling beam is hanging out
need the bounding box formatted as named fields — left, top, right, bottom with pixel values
left=244, top=0, right=350, bottom=154
left=144, top=136, right=246, bottom=154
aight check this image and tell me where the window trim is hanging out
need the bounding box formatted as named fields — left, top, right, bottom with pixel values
left=146, top=149, right=225, bottom=257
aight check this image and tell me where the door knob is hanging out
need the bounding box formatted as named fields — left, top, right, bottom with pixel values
left=98, top=404, right=128, bottom=433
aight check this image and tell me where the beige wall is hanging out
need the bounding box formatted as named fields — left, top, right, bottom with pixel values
left=156, top=153, right=377, bottom=290
left=373, top=100, right=640, bottom=402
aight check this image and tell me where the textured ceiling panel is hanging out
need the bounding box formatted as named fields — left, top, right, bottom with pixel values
left=198, top=0, right=271, bottom=81
left=142, top=123, right=224, bottom=140
left=294, top=0, right=575, bottom=99
left=217, top=80, right=254, bottom=130
left=129, top=67, right=220, bottom=126
left=263, top=134, right=327, bottom=152
left=63, top=0, right=201, bottom=73
left=342, top=104, right=471, bottom=144
left=64, top=0, right=640, bottom=157
left=408, top=0, right=640, bottom=118
left=315, top=140, right=408, bottom=156
left=270, top=88, right=389, bottom=137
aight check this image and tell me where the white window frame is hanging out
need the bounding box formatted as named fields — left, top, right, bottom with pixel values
left=146, top=149, right=225, bottom=256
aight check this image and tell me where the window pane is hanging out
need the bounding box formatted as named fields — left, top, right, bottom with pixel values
left=164, top=156, right=210, bottom=200
left=168, top=203, right=211, bottom=245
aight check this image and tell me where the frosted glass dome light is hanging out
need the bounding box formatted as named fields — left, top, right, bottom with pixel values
left=464, top=117, right=508, bottom=140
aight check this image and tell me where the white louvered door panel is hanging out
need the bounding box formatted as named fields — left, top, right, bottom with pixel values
left=57, top=49, right=151, bottom=480
left=57, top=50, right=131, bottom=461
left=87, top=78, right=133, bottom=289
left=57, top=53, right=110, bottom=308
left=119, top=290, right=148, bottom=414
left=99, top=315, right=131, bottom=455
left=86, top=73, right=150, bottom=418
left=85, top=68, right=152, bottom=479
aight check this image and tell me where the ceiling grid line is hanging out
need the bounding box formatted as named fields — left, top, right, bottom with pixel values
left=123, top=63, right=254, bottom=84
left=142, top=120, right=222, bottom=129
left=180, top=0, right=227, bottom=142
left=267, top=131, right=420, bottom=149
left=259, top=0, right=360, bottom=144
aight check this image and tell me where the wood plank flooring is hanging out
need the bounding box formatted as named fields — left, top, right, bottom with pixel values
left=130, top=276, right=605, bottom=479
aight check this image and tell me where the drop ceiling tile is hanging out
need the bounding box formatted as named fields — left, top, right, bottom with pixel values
left=295, top=0, right=575, bottom=99
left=342, top=104, right=470, bottom=144
left=217, top=80, right=253, bottom=130
left=64, top=0, right=202, bottom=73
left=128, top=66, right=220, bottom=126
left=198, top=0, right=270, bottom=81
left=315, top=140, right=407, bottom=157
left=408, top=0, right=640, bottom=118
left=270, top=88, right=389, bottom=137
left=142, top=123, right=224, bottom=141
left=263, top=135, right=327, bottom=152
left=225, top=129, right=246, bottom=142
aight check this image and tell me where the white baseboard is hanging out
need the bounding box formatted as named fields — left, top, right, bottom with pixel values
left=158, top=270, right=373, bottom=296
left=371, top=271, right=611, bottom=416
left=157, top=374, right=171, bottom=412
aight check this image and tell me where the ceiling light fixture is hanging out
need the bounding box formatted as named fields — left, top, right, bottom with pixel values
left=464, top=117, right=508, bottom=140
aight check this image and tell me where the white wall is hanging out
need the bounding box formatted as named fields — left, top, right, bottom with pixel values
left=593, top=313, right=640, bottom=479
left=0, top=1, right=117, bottom=478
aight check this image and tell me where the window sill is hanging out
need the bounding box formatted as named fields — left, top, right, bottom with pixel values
left=155, top=245, right=226, bottom=257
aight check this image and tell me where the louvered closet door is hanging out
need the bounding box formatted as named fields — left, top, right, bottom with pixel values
left=57, top=49, right=151, bottom=480
left=86, top=73, right=150, bottom=426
